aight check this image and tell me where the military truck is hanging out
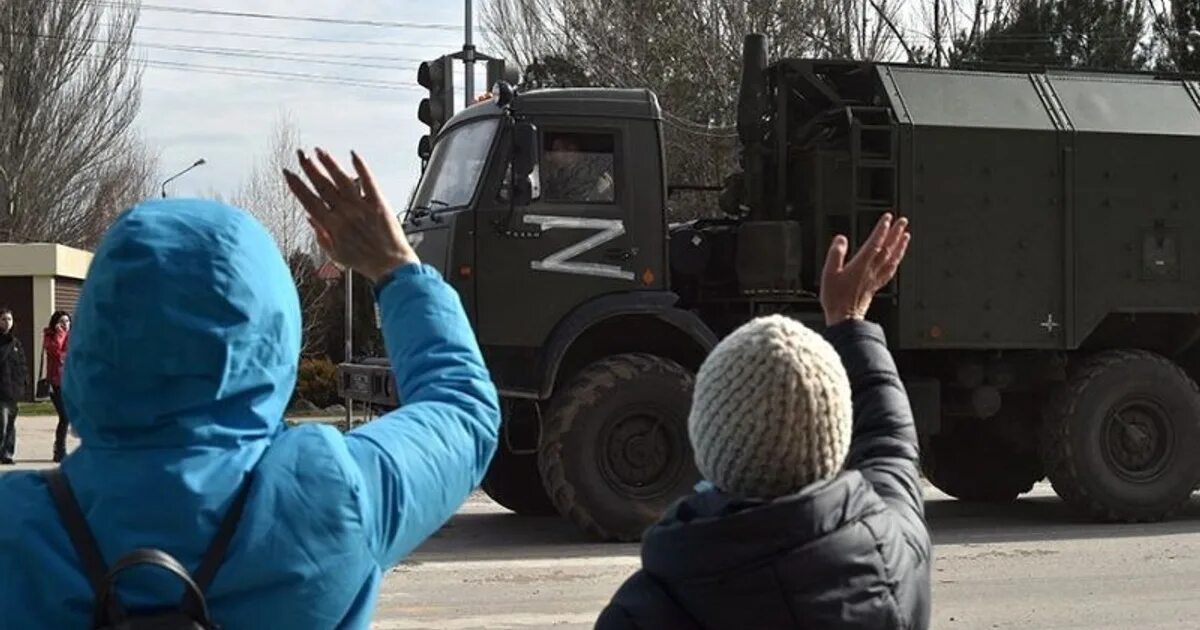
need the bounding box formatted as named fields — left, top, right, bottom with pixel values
left=340, top=33, right=1200, bottom=541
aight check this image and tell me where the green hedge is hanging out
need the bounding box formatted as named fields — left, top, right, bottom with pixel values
left=295, top=357, right=339, bottom=409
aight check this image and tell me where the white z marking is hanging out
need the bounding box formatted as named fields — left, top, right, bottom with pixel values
left=523, top=214, right=636, bottom=280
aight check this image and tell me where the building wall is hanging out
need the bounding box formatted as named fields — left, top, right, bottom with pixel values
left=0, top=245, right=93, bottom=401
left=54, top=277, right=83, bottom=315
left=32, top=278, right=54, bottom=399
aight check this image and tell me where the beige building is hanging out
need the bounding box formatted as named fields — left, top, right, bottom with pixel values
left=0, top=244, right=91, bottom=399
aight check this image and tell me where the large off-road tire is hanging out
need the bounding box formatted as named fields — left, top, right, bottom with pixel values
left=921, top=420, right=1044, bottom=503
left=481, top=437, right=558, bottom=516
left=1039, top=350, right=1200, bottom=522
left=538, top=354, right=700, bottom=542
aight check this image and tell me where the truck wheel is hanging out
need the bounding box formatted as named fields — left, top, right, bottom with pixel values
left=1040, top=350, right=1200, bottom=522
left=481, top=438, right=558, bottom=516
left=538, top=354, right=700, bottom=542
left=921, top=421, right=1043, bottom=502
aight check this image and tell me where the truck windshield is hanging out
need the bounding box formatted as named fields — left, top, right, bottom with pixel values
left=409, top=118, right=499, bottom=216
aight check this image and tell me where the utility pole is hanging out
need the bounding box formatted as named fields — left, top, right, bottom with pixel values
left=934, top=0, right=942, bottom=66
left=344, top=266, right=353, bottom=429
left=343, top=177, right=362, bottom=431
left=464, top=0, right=475, bottom=104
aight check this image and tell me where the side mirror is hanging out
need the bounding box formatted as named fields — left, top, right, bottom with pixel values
left=511, top=120, right=540, bottom=207
left=513, top=120, right=539, bottom=178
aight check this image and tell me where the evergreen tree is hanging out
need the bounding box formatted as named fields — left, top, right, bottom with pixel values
left=952, top=0, right=1149, bottom=70
left=1151, top=0, right=1200, bottom=72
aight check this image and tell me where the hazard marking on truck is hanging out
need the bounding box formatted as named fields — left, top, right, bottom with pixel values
left=523, top=215, right=636, bottom=280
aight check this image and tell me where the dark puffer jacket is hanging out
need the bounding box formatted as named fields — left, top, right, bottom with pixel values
left=0, top=332, right=26, bottom=402
left=595, top=319, right=931, bottom=630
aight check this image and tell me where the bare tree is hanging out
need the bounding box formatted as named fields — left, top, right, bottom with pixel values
left=77, top=133, right=159, bottom=248
left=236, top=110, right=311, bottom=255
left=234, top=110, right=329, bottom=355
left=0, top=0, right=149, bottom=246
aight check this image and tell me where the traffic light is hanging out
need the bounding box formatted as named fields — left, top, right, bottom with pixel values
left=417, top=56, right=454, bottom=160
left=486, top=59, right=505, bottom=93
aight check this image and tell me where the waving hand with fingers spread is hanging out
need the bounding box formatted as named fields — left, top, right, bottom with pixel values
left=283, top=148, right=418, bottom=282
left=819, top=213, right=911, bottom=327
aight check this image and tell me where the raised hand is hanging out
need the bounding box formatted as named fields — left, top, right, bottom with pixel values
left=282, top=148, right=418, bottom=282
left=819, top=213, right=911, bottom=327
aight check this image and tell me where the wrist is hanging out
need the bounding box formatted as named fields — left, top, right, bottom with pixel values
left=824, top=303, right=869, bottom=325
left=363, top=253, right=420, bottom=283
left=824, top=314, right=864, bottom=327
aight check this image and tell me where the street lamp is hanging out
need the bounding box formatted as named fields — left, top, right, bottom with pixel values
left=160, top=158, right=207, bottom=198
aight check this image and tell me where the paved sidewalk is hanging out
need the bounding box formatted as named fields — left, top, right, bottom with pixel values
left=3, top=415, right=78, bottom=471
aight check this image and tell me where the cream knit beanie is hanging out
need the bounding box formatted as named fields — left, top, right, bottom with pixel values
left=688, top=314, right=853, bottom=499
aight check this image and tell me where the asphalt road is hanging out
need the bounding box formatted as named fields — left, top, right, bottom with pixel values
left=10, top=418, right=1200, bottom=629
left=375, top=485, right=1200, bottom=630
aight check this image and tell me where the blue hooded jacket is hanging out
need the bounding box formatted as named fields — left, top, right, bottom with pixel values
left=0, top=199, right=500, bottom=628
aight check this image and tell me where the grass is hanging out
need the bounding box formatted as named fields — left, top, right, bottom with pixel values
left=19, top=401, right=56, bottom=415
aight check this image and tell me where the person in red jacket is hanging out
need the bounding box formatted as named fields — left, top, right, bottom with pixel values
left=43, top=311, right=70, bottom=462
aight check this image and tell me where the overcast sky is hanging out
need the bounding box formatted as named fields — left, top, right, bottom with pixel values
left=136, top=1, right=489, bottom=205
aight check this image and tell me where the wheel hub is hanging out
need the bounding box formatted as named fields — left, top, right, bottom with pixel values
left=1103, top=398, right=1174, bottom=482
left=600, top=411, right=683, bottom=498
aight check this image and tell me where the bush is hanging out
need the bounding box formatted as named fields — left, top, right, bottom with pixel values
left=295, top=357, right=339, bottom=409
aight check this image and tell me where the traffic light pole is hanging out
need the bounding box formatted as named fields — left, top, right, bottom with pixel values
left=463, top=0, right=475, bottom=104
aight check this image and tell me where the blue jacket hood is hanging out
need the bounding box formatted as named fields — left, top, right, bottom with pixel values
left=63, top=198, right=301, bottom=450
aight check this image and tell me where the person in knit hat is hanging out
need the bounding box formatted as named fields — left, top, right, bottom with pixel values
left=596, top=213, right=930, bottom=630
left=688, top=313, right=853, bottom=499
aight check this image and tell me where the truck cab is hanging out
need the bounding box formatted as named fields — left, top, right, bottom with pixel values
left=342, top=87, right=717, bottom=541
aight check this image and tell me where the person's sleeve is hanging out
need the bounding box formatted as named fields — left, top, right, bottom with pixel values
left=594, top=571, right=698, bottom=630
left=822, top=319, right=924, bottom=519
left=14, top=344, right=26, bottom=399
left=594, top=603, right=638, bottom=630
left=344, top=263, right=500, bottom=568
left=43, top=333, right=63, bottom=363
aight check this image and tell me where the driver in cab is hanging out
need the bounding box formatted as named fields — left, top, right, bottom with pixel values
left=541, top=134, right=614, bottom=203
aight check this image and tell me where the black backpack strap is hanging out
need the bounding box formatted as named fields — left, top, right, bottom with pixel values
left=42, top=469, right=111, bottom=593
left=190, top=471, right=254, bottom=593
left=43, top=468, right=128, bottom=623
left=96, top=548, right=214, bottom=628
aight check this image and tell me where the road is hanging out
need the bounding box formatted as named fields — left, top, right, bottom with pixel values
left=9, top=417, right=1200, bottom=628
left=380, top=486, right=1200, bottom=630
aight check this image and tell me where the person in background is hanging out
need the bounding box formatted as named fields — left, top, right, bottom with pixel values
left=595, top=213, right=930, bottom=629
left=0, top=148, right=500, bottom=627
left=0, top=307, right=27, bottom=465
left=44, top=310, right=70, bottom=462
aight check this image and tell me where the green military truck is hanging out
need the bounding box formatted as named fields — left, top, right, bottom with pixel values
left=340, top=34, right=1200, bottom=541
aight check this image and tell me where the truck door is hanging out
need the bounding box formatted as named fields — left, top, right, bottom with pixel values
left=474, top=121, right=654, bottom=395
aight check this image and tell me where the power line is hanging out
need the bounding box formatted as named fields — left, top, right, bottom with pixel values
left=84, top=0, right=484, bottom=32
left=140, top=42, right=419, bottom=70
left=128, top=23, right=457, bottom=48
left=8, top=29, right=426, bottom=74
left=123, top=57, right=424, bottom=92
left=142, top=42, right=425, bottom=65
